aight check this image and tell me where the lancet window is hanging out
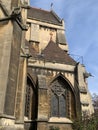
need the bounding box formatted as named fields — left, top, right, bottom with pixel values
left=25, top=77, right=36, bottom=120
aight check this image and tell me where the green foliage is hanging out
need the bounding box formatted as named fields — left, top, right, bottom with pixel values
left=72, top=113, right=98, bottom=130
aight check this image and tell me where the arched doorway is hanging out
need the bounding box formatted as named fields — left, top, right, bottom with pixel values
left=50, top=75, right=76, bottom=119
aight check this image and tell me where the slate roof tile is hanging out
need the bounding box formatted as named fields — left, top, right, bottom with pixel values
left=41, top=40, right=76, bottom=65
left=27, top=7, right=62, bottom=25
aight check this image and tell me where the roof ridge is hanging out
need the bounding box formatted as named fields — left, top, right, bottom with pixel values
left=42, top=40, right=66, bottom=55
left=28, top=6, right=63, bottom=25
left=51, top=10, right=62, bottom=23
left=30, top=6, right=50, bottom=13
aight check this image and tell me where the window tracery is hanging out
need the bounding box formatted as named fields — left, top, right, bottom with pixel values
left=25, top=78, right=36, bottom=120
left=25, top=81, right=33, bottom=119
left=50, top=77, right=76, bottom=119
left=51, top=79, right=67, bottom=117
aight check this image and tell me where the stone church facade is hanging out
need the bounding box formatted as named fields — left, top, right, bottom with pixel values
left=0, top=0, right=94, bottom=130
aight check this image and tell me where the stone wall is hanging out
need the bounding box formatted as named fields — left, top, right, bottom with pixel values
left=26, top=19, right=68, bottom=52
left=0, top=21, right=13, bottom=114
left=0, top=0, right=20, bottom=13
left=4, top=21, right=22, bottom=116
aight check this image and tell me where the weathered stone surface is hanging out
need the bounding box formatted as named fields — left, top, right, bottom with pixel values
left=0, top=126, right=24, bottom=130
left=4, top=21, right=22, bottom=116
left=0, top=21, right=13, bottom=114
left=48, top=123, right=73, bottom=130
left=15, top=58, right=27, bottom=122
left=38, top=75, right=47, bottom=89
left=38, top=89, right=49, bottom=120
left=0, top=1, right=11, bottom=13
left=0, top=0, right=19, bottom=13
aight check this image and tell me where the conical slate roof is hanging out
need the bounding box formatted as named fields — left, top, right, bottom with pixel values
left=41, top=40, right=76, bottom=65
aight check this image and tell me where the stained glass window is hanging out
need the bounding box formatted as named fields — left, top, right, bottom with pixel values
left=51, top=79, right=66, bottom=117
left=59, top=95, right=66, bottom=117
left=25, top=78, right=36, bottom=120
left=25, top=82, right=32, bottom=119
left=50, top=77, right=76, bottom=119
left=51, top=94, right=58, bottom=116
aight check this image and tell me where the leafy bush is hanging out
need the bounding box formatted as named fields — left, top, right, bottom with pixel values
left=72, top=113, right=98, bottom=130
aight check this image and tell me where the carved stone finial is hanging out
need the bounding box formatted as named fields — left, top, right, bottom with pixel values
left=51, top=3, right=53, bottom=10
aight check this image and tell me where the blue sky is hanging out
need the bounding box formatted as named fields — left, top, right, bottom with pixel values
left=30, top=0, right=98, bottom=95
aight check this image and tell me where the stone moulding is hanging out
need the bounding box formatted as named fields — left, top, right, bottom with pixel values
left=0, top=114, right=15, bottom=120
left=49, top=117, right=73, bottom=124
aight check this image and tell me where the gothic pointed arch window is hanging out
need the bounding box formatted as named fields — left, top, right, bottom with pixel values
left=50, top=75, right=76, bottom=119
left=25, top=77, right=37, bottom=120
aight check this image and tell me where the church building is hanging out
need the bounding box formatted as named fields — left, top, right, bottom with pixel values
left=0, top=0, right=94, bottom=130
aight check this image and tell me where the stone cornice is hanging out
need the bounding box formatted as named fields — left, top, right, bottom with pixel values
left=28, top=59, right=75, bottom=73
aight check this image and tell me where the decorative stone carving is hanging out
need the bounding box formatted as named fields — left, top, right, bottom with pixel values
left=51, top=80, right=65, bottom=96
